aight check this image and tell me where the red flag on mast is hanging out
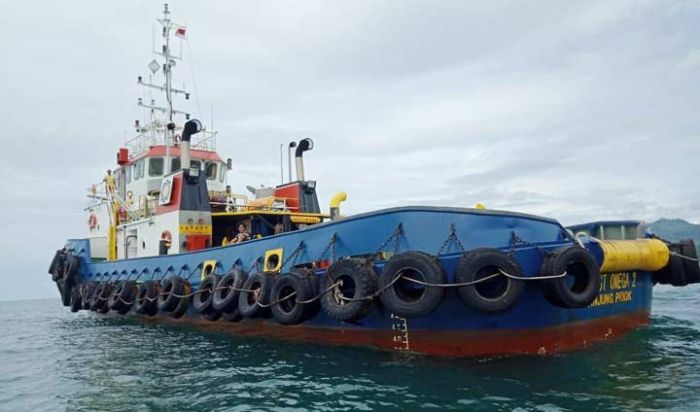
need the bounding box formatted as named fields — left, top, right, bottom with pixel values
left=175, top=28, right=186, bottom=39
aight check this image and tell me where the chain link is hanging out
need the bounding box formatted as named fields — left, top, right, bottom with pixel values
left=374, top=224, right=403, bottom=258
left=280, top=241, right=305, bottom=271
left=435, top=223, right=466, bottom=258
left=509, top=232, right=555, bottom=258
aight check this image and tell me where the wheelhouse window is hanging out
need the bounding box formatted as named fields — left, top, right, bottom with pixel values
left=219, top=163, right=226, bottom=182
left=205, top=162, right=217, bottom=180
left=126, top=164, right=131, bottom=183
left=138, top=158, right=146, bottom=179
left=171, top=158, right=201, bottom=173
left=149, top=157, right=164, bottom=177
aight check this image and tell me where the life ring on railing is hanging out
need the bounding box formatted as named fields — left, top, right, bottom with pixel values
left=539, top=247, right=601, bottom=308
left=117, top=207, right=127, bottom=224
left=88, top=214, right=98, bottom=230
left=161, top=230, right=173, bottom=249
left=379, top=252, right=446, bottom=318
left=455, top=248, right=525, bottom=314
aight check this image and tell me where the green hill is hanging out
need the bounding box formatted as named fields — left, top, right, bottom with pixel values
left=648, top=218, right=700, bottom=254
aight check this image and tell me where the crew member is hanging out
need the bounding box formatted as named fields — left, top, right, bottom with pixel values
left=103, top=169, right=116, bottom=196
left=221, top=226, right=235, bottom=246
left=232, top=223, right=251, bottom=244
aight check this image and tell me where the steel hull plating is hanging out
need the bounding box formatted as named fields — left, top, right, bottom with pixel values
left=63, top=207, right=653, bottom=357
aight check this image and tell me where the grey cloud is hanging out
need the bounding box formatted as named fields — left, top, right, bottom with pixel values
left=1, top=0, right=699, bottom=300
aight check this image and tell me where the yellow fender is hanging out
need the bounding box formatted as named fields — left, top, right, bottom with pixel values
left=598, top=239, right=669, bottom=273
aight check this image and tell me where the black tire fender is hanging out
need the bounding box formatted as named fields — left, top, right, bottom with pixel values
left=238, top=272, right=274, bottom=318
left=540, top=247, right=601, bottom=309
left=653, top=243, right=686, bottom=286
left=212, top=269, right=248, bottom=313
left=58, top=279, right=71, bottom=307
left=455, top=248, right=525, bottom=314
left=194, top=274, right=222, bottom=320
left=49, top=249, right=66, bottom=280
left=679, top=239, right=700, bottom=284
left=134, top=281, right=160, bottom=316
left=221, top=310, right=242, bottom=322
left=271, top=273, right=312, bottom=325
left=293, top=268, right=320, bottom=320
left=95, top=282, right=112, bottom=314
left=62, top=255, right=80, bottom=288
left=379, top=252, right=446, bottom=318
left=108, top=280, right=137, bottom=314
left=169, top=281, right=192, bottom=319
left=69, top=285, right=82, bottom=313
left=320, top=259, right=377, bottom=321
left=80, top=283, right=94, bottom=310
left=158, top=277, right=185, bottom=312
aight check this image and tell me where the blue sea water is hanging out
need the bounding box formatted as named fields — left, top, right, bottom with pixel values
left=1, top=285, right=699, bottom=412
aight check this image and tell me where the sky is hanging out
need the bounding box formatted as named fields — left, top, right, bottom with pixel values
left=1, top=0, right=699, bottom=301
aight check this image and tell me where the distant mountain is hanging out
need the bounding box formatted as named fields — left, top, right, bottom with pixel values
left=648, top=218, right=700, bottom=254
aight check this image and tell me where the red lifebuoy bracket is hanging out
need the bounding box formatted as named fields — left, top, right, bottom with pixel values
left=117, top=207, right=128, bottom=224
left=161, top=230, right=173, bottom=248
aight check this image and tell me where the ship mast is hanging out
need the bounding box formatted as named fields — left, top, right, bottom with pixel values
left=130, top=3, right=203, bottom=172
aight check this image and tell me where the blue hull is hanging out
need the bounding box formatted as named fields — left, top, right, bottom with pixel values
left=63, top=207, right=651, bottom=356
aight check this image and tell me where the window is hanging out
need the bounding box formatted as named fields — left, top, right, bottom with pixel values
left=126, top=164, right=131, bottom=183
left=132, top=163, right=139, bottom=180
left=219, top=163, right=226, bottom=182
left=149, top=157, right=164, bottom=177
left=137, top=158, right=145, bottom=179
left=171, top=158, right=202, bottom=173
left=205, top=162, right=217, bottom=180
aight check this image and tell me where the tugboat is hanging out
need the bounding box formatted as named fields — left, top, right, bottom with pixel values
left=48, top=4, right=700, bottom=357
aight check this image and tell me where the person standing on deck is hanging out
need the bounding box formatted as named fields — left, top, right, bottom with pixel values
left=103, top=169, right=116, bottom=196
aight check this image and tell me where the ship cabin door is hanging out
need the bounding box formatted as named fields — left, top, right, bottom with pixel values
left=116, top=168, right=126, bottom=200
left=125, top=229, right=138, bottom=258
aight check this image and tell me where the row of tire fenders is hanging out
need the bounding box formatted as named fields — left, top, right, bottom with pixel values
left=48, top=243, right=689, bottom=323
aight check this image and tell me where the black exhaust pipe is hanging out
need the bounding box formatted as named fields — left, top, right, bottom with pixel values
left=180, top=119, right=202, bottom=170
left=294, top=138, right=313, bottom=181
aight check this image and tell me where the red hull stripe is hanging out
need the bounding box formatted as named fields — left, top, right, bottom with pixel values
left=133, top=311, right=650, bottom=357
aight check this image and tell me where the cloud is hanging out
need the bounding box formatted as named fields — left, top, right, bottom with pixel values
left=1, top=0, right=699, bottom=300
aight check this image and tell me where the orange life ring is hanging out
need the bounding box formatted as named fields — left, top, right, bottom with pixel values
left=117, top=207, right=128, bottom=224
left=161, top=230, right=173, bottom=248
left=88, top=214, right=98, bottom=230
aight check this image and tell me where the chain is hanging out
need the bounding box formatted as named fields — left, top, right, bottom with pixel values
left=435, top=223, right=466, bottom=258
left=317, top=233, right=338, bottom=263
left=375, top=224, right=403, bottom=257
left=509, top=232, right=555, bottom=258
left=281, top=241, right=305, bottom=270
